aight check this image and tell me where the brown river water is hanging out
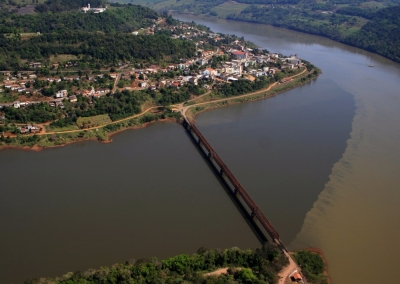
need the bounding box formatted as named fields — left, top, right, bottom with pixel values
left=1, top=15, right=399, bottom=283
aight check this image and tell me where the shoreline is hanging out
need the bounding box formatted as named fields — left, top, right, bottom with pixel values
left=0, top=117, right=178, bottom=152
left=0, top=68, right=318, bottom=152
left=306, top=247, right=332, bottom=284
left=185, top=69, right=316, bottom=122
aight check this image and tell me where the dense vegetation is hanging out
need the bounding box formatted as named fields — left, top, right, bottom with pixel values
left=24, top=245, right=289, bottom=284
left=0, top=4, right=196, bottom=69
left=0, top=32, right=195, bottom=69
left=1, top=5, right=158, bottom=33
left=344, top=6, right=400, bottom=62
left=293, top=250, right=328, bottom=284
left=216, top=76, right=271, bottom=98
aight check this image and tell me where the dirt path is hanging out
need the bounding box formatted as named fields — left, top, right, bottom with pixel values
left=204, top=268, right=229, bottom=277
left=32, top=106, right=159, bottom=136
left=112, top=73, right=122, bottom=94
left=21, top=68, right=308, bottom=137
left=278, top=252, right=300, bottom=284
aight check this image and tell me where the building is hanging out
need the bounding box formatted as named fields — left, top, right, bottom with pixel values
left=231, top=51, right=247, bottom=60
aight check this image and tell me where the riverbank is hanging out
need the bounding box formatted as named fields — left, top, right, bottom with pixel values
left=184, top=67, right=318, bottom=122
left=306, top=248, right=332, bottom=284
left=0, top=112, right=181, bottom=152
left=0, top=67, right=319, bottom=151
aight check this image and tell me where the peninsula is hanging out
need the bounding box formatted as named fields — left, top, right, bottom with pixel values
left=0, top=1, right=319, bottom=151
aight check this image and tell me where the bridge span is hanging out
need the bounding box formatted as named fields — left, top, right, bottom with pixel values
left=182, top=119, right=287, bottom=251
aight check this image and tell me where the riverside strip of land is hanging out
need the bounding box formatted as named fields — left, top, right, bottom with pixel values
left=0, top=65, right=318, bottom=151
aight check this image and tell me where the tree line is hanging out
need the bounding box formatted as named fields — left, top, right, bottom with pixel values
left=0, top=32, right=196, bottom=69
left=24, top=245, right=289, bottom=284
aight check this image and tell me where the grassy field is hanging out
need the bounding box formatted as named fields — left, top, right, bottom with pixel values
left=361, top=1, right=387, bottom=8
left=149, top=0, right=178, bottom=11
left=76, top=114, right=112, bottom=128
left=49, top=54, right=80, bottom=64
left=212, top=2, right=249, bottom=18
left=46, top=124, right=80, bottom=132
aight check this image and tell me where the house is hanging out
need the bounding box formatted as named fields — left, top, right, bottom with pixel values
left=189, top=77, right=198, bottom=85
left=30, top=62, right=42, bottom=68
left=13, top=101, right=20, bottom=109
left=290, top=272, right=303, bottom=282
left=231, top=51, right=247, bottom=60
left=287, top=57, right=301, bottom=65
left=197, top=58, right=208, bottom=66
left=69, top=95, right=78, bottom=102
left=55, top=90, right=68, bottom=98
left=139, top=82, right=147, bottom=88
left=224, top=67, right=234, bottom=74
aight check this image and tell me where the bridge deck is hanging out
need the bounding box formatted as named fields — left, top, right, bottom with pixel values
left=185, top=120, right=280, bottom=242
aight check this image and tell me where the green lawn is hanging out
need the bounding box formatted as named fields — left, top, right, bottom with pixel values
left=49, top=54, right=79, bottom=63
left=76, top=114, right=112, bottom=128
left=212, top=2, right=249, bottom=18
left=46, top=124, right=80, bottom=132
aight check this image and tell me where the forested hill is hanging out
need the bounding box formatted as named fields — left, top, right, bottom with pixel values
left=0, top=4, right=196, bottom=69
left=345, top=6, right=400, bottom=63
left=226, top=4, right=400, bottom=62
left=35, top=0, right=107, bottom=13
left=0, top=5, right=158, bottom=33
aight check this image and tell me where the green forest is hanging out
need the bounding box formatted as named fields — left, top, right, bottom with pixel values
left=227, top=5, right=400, bottom=62
left=24, top=245, right=289, bottom=284
left=0, top=4, right=196, bottom=69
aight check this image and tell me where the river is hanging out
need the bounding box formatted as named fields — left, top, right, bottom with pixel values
left=1, top=15, right=400, bottom=284
left=175, top=15, right=400, bottom=284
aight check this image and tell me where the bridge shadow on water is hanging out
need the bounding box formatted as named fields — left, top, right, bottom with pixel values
left=183, top=125, right=269, bottom=245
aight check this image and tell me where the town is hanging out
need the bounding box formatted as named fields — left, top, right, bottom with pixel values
left=0, top=17, right=306, bottom=139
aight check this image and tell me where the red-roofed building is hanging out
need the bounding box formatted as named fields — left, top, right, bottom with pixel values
left=232, top=51, right=247, bottom=59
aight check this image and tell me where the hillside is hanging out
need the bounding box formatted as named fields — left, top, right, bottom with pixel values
left=0, top=4, right=196, bottom=69
left=142, top=0, right=400, bottom=63
left=345, top=6, right=400, bottom=62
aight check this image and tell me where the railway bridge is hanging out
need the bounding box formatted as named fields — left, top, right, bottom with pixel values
left=182, top=119, right=287, bottom=251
